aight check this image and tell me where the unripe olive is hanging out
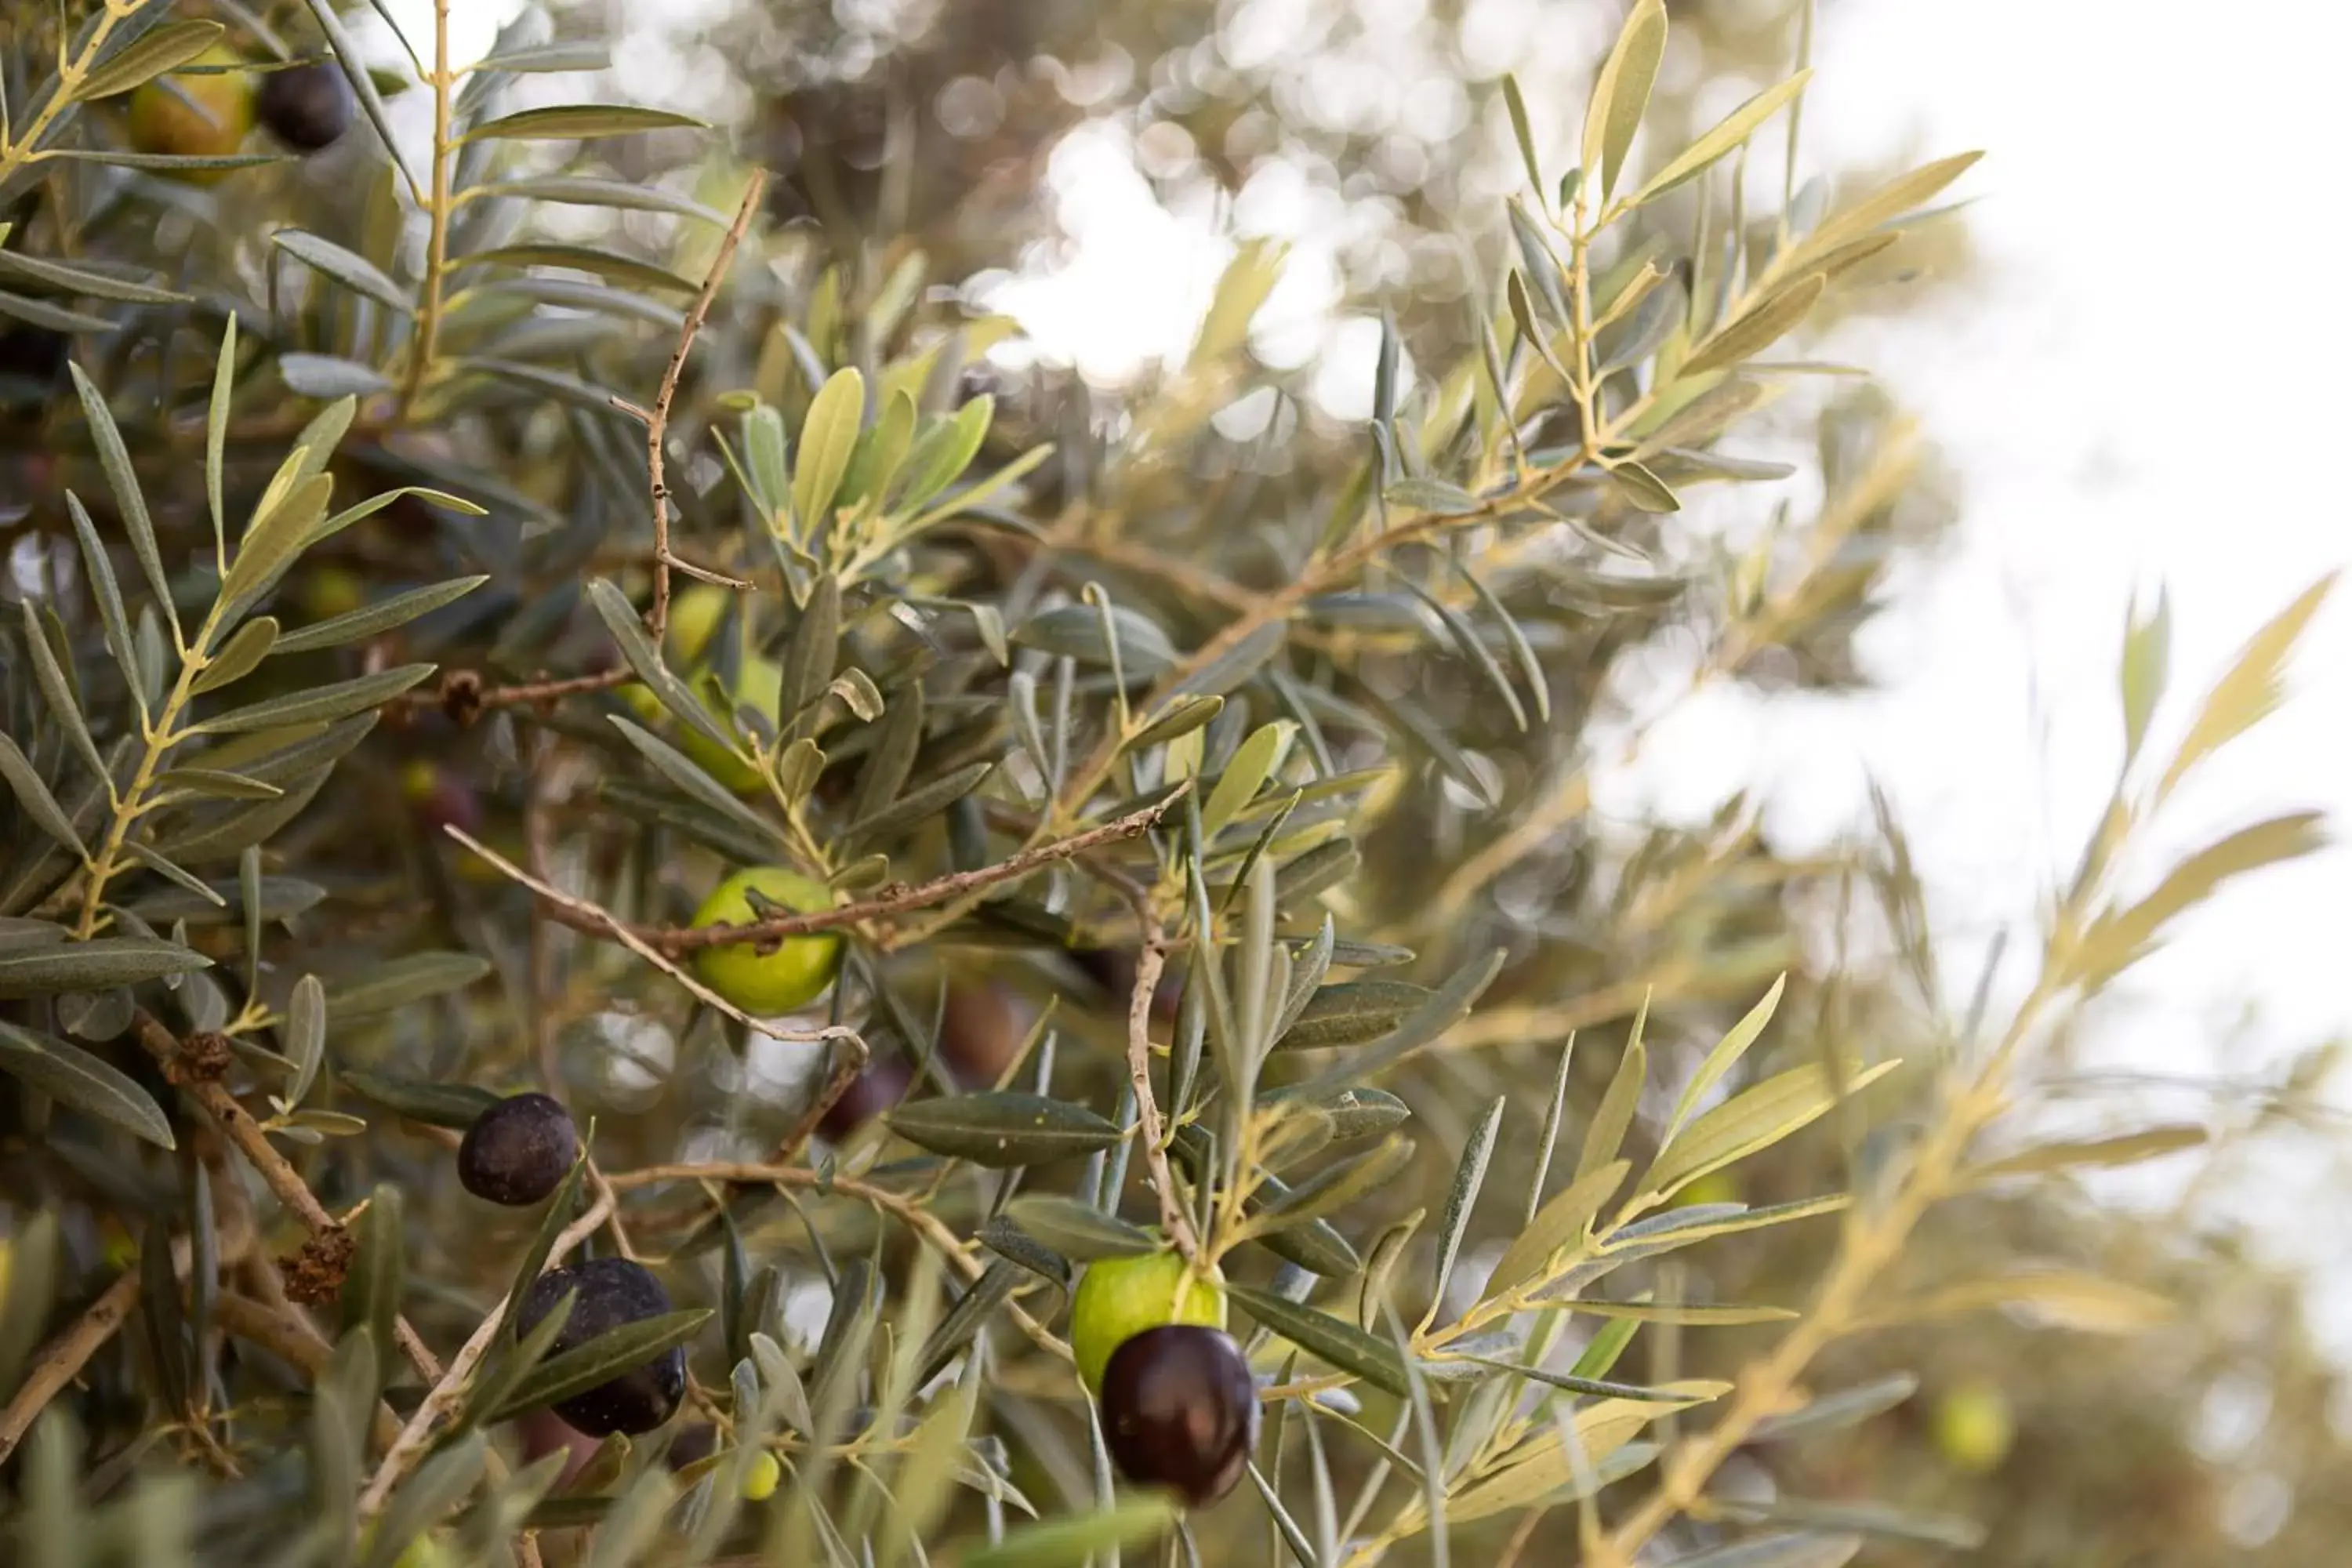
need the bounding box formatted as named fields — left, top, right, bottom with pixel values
left=516, top=1258, right=686, bottom=1436
left=256, top=60, right=354, bottom=153
left=1069, top=1248, right=1225, bottom=1396
left=677, top=655, right=782, bottom=794
left=1099, top=1325, right=1258, bottom=1508
left=689, top=866, right=842, bottom=1015
left=125, top=47, right=256, bottom=180
left=1933, top=1379, right=2015, bottom=1473
left=456, top=1092, right=578, bottom=1206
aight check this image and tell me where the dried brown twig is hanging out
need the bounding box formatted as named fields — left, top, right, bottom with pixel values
left=131, top=1015, right=445, bottom=1387
left=417, top=169, right=768, bottom=717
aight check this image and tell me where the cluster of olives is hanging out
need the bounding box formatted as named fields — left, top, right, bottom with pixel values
left=1071, top=1251, right=1258, bottom=1508
left=457, top=1092, right=686, bottom=1436
left=125, top=48, right=354, bottom=174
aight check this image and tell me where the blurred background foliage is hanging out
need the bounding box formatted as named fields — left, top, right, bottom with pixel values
left=0, top=0, right=2342, bottom=1565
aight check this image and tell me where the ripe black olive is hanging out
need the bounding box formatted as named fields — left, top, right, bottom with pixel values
left=515, top=1257, right=686, bottom=1436
left=457, top=1092, right=578, bottom=1207
left=256, top=61, right=354, bottom=153
left=1098, top=1324, right=1258, bottom=1508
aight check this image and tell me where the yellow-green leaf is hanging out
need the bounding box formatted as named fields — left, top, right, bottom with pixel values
left=1583, top=0, right=1668, bottom=200
left=1631, top=71, right=1813, bottom=207
left=2158, top=573, right=2336, bottom=800
left=1480, top=1159, right=1628, bottom=1303
left=793, top=367, right=864, bottom=536
left=1667, top=972, right=1786, bottom=1138
left=1642, top=1059, right=1900, bottom=1200
left=1679, top=274, right=1826, bottom=378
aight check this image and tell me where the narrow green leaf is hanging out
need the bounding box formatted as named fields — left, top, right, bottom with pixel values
left=0, top=1020, right=174, bottom=1147
left=1667, top=973, right=1787, bottom=1138
left=456, top=244, right=698, bottom=296
left=278, top=353, right=392, bottom=399
left=0, top=937, right=209, bottom=1000
left=791, top=367, right=865, bottom=533
left=1228, top=1284, right=1411, bottom=1397
left=1577, top=1011, right=1648, bottom=1181
left=463, top=177, right=728, bottom=225
left=1201, top=721, right=1295, bottom=840
left=1429, top=1097, right=1504, bottom=1308
left=271, top=230, right=414, bottom=314
left=324, top=953, right=491, bottom=1022
left=460, top=104, right=706, bottom=143
left=272, top=576, right=489, bottom=655
left=0, top=252, right=188, bottom=304
left=884, top=1093, right=1123, bottom=1167
left=66, top=492, right=140, bottom=702
left=67, top=365, right=174, bottom=647
left=491, top=1309, right=711, bottom=1420
left=198, top=665, right=433, bottom=733
left=1642, top=1060, right=1900, bottom=1200
left=2120, top=586, right=2170, bottom=766
left=1681, top=274, right=1826, bottom=377
left=191, top=617, right=278, bottom=695
left=1003, top=1196, right=1157, bottom=1261
left=0, top=735, right=85, bottom=858
left=1500, top=74, right=1544, bottom=197
left=74, top=20, right=226, bottom=98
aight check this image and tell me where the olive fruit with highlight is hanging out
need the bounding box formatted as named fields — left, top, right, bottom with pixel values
left=456, top=1092, right=578, bottom=1206
left=1069, top=1249, right=1225, bottom=1395
left=256, top=60, right=354, bottom=152
left=1933, top=1379, right=2015, bottom=1473
left=689, top=866, right=842, bottom=1014
left=515, top=1258, right=685, bottom=1436
left=1098, top=1325, right=1258, bottom=1508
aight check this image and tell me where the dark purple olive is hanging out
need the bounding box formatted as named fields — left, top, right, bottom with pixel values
left=456, top=1092, right=578, bottom=1206
left=516, top=1258, right=686, bottom=1436
left=256, top=61, right=354, bottom=152
left=818, top=1057, right=913, bottom=1142
left=1098, top=1325, right=1258, bottom=1508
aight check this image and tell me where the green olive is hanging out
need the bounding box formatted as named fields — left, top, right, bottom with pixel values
left=677, top=655, right=782, bottom=794
left=1069, top=1248, right=1226, bottom=1396
left=125, top=46, right=256, bottom=181
left=690, top=866, right=842, bottom=1014
left=1933, top=1379, right=2014, bottom=1473
left=741, top=1449, right=782, bottom=1501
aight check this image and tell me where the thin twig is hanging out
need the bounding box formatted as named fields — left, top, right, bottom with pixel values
left=648, top=169, right=768, bottom=646
left=772, top=1033, right=871, bottom=1162
left=442, top=829, right=857, bottom=1047
left=358, top=1189, right=615, bottom=1515
left=0, top=1270, right=137, bottom=1466
left=1091, top=866, right=1199, bottom=1262
left=466, top=788, right=1182, bottom=960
